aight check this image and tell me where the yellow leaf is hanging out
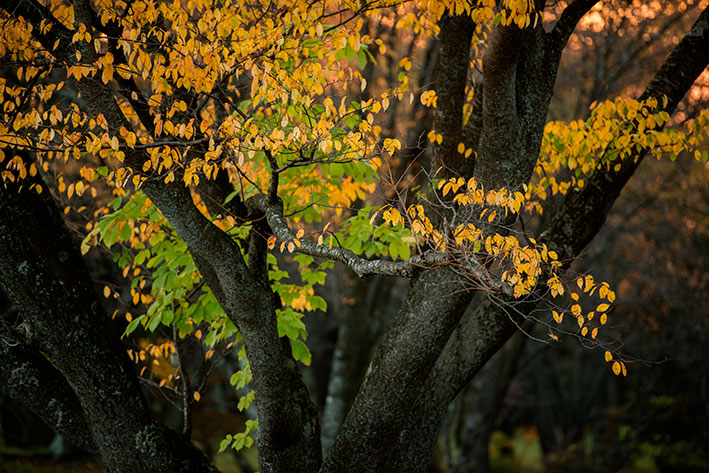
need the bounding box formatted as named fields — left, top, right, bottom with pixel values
left=612, top=361, right=621, bottom=376
left=604, top=351, right=613, bottom=362
left=193, top=391, right=201, bottom=402
left=552, top=310, right=562, bottom=324
left=267, top=236, right=276, bottom=249
left=296, top=228, right=304, bottom=239
left=591, top=327, right=598, bottom=339
left=581, top=326, right=588, bottom=336
left=457, top=142, right=465, bottom=154
left=369, top=208, right=382, bottom=224
left=103, top=286, right=111, bottom=298
left=571, top=304, right=581, bottom=316
left=596, top=303, right=610, bottom=312
left=621, top=361, right=627, bottom=376
left=600, top=313, right=608, bottom=325
left=126, top=132, right=136, bottom=148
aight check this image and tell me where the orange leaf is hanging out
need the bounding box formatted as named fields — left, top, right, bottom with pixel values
left=612, top=361, right=621, bottom=375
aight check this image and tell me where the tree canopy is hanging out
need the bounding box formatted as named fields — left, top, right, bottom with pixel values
left=0, top=0, right=707, bottom=472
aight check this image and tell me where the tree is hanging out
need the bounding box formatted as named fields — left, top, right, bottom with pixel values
left=0, top=1, right=707, bottom=472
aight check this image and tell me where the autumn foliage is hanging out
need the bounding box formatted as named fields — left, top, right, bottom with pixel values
left=0, top=0, right=707, bottom=472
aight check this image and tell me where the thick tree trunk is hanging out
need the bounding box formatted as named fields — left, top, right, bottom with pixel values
left=321, top=268, right=474, bottom=472
left=0, top=151, right=217, bottom=473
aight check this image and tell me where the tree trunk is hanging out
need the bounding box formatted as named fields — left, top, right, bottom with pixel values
left=0, top=152, right=217, bottom=473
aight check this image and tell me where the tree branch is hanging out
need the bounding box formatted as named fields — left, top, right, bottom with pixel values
left=549, top=0, right=602, bottom=47
left=476, top=21, right=524, bottom=188
left=0, top=331, right=96, bottom=453
left=542, top=5, right=709, bottom=261
left=249, top=194, right=447, bottom=278
left=0, top=149, right=216, bottom=472
left=387, top=9, right=709, bottom=468
left=433, top=13, right=475, bottom=178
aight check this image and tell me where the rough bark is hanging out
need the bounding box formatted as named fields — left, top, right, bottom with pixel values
left=0, top=329, right=96, bottom=453
left=321, top=268, right=474, bottom=472
left=433, top=14, right=476, bottom=178
left=0, top=152, right=217, bottom=473
left=2, top=1, right=707, bottom=472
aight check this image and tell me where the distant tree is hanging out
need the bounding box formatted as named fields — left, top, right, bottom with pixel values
left=0, top=1, right=707, bottom=472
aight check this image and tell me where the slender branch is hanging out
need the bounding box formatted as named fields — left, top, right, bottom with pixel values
left=249, top=194, right=446, bottom=278
left=173, top=324, right=193, bottom=440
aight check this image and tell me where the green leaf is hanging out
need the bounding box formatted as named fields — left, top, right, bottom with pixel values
left=291, top=339, right=311, bottom=366
left=357, top=49, right=367, bottom=70
left=218, top=435, right=232, bottom=453
left=399, top=241, right=411, bottom=260
left=147, top=314, right=161, bottom=332
left=124, top=315, right=145, bottom=336
left=224, top=190, right=238, bottom=205
left=161, top=309, right=175, bottom=326
left=389, top=240, right=399, bottom=260
left=344, top=42, right=356, bottom=62
left=205, top=329, right=217, bottom=347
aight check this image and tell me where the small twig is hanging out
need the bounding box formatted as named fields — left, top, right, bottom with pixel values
left=173, top=324, right=193, bottom=439
left=265, top=149, right=279, bottom=203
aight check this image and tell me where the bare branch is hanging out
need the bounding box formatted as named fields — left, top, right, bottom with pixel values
left=249, top=194, right=445, bottom=278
